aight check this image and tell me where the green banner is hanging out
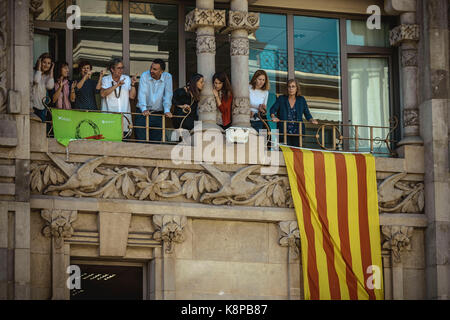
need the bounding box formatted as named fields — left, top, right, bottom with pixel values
left=51, top=109, right=123, bottom=146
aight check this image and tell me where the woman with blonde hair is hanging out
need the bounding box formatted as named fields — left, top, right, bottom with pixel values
left=269, top=79, right=318, bottom=147
left=249, top=69, right=270, bottom=132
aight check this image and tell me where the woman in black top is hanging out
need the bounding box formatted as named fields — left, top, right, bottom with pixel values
left=172, top=73, right=204, bottom=131
left=73, top=61, right=104, bottom=110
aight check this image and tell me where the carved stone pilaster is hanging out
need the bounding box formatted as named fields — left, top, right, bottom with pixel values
left=278, top=221, right=300, bottom=258
left=196, top=35, right=216, bottom=55
left=185, top=8, right=226, bottom=32
left=389, top=24, right=420, bottom=46
left=232, top=97, right=250, bottom=115
left=230, top=37, right=249, bottom=56
left=41, top=209, right=78, bottom=248
left=152, top=215, right=187, bottom=254
left=0, top=0, right=8, bottom=114
left=381, top=225, right=413, bottom=263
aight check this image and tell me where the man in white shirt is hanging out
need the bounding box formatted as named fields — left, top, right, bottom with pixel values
left=100, top=58, right=137, bottom=134
left=136, top=59, right=173, bottom=142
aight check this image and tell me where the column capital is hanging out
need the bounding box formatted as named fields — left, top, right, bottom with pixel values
left=41, top=209, right=78, bottom=248
left=222, top=11, right=260, bottom=34
left=390, top=24, right=419, bottom=46
left=185, top=8, right=226, bottom=32
left=152, top=215, right=187, bottom=254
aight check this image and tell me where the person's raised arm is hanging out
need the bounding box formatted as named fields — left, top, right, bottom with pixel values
left=100, top=79, right=123, bottom=98
left=129, top=75, right=137, bottom=100
left=95, top=70, right=105, bottom=91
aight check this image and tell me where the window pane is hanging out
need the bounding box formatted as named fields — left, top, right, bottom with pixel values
left=34, top=29, right=66, bottom=63
left=348, top=58, right=390, bottom=154
left=130, top=3, right=178, bottom=87
left=294, top=16, right=341, bottom=125
left=36, top=0, right=66, bottom=22
left=249, top=13, right=287, bottom=107
left=73, top=0, right=123, bottom=72
left=346, top=20, right=390, bottom=47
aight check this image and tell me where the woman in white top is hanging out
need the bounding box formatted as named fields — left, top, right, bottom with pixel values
left=32, top=53, right=55, bottom=122
left=249, top=70, right=269, bottom=132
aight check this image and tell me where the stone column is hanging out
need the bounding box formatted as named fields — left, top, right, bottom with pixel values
left=227, top=1, right=259, bottom=128
left=185, top=2, right=225, bottom=131
left=389, top=12, right=422, bottom=146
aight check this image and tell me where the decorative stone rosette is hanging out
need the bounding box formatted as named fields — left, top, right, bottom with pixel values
left=389, top=24, right=419, bottom=46
left=185, top=8, right=226, bottom=32
left=278, top=221, right=301, bottom=258
left=41, top=209, right=78, bottom=248
left=381, top=225, right=413, bottom=262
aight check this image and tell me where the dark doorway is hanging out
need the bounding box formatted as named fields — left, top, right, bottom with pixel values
left=70, top=264, right=143, bottom=300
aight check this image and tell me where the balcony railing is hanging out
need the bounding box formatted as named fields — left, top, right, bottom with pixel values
left=42, top=106, right=398, bottom=157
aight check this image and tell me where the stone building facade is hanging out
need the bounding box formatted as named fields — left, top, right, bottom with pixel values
left=0, top=0, right=448, bottom=300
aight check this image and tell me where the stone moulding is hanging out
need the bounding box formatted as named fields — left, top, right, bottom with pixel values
left=378, top=172, right=424, bottom=213
left=185, top=8, right=226, bottom=32
left=151, top=215, right=187, bottom=254
left=230, top=37, right=249, bottom=56
left=389, top=24, right=419, bottom=46
left=41, top=209, right=78, bottom=248
left=278, top=221, right=300, bottom=258
left=381, top=225, right=413, bottom=262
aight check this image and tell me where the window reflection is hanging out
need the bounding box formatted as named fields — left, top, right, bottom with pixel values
left=72, top=0, right=123, bottom=73
left=294, top=16, right=341, bottom=124
left=130, top=3, right=178, bottom=86
left=346, top=20, right=390, bottom=47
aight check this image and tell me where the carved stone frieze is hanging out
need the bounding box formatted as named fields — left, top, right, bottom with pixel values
left=31, top=152, right=294, bottom=208
left=401, top=48, right=418, bottom=67
left=381, top=225, right=413, bottom=262
left=196, top=35, right=216, bottom=55
left=41, top=209, right=78, bottom=248
left=198, top=96, right=217, bottom=113
left=230, top=37, right=249, bottom=56
left=390, top=24, right=419, bottom=46
left=278, top=221, right=300, bottom=258
left=152, top=215, right=187, bottom=253
left=403, top=109, right=420, bottom=127
left=185, top=8, right=226, bottom=32
left=378, top=172, right=424, bottom=213
left=232, top=97, right=250, bottom=115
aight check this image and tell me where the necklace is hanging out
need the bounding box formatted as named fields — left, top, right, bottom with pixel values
left=112, top=80, right=122, bottom=99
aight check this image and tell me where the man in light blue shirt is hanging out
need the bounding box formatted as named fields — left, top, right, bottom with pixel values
left=136, top=59, right=173, bottom=142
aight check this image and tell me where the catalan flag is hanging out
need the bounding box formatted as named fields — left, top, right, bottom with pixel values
left=281, top=146, right=384, bottom=300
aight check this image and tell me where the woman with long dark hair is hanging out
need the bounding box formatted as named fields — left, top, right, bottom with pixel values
left=270, top=79, right=318, bottom=147
left=52, top=61, right=76, bottom=109
left=212, top=72, right=233, bottom=130
left=32, top=53, right=55, bottom=121
left=172, top=73, right=204, bottom=131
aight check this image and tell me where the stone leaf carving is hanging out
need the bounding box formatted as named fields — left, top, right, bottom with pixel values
left=232, top=97, right=250, bottom=115
left=41, top=209, right=78, bottom=248
left=29, top=0, right=44, bottom=18
left=31, top=153, right=294, bottom=208
left=196, top=35, right=216, bottom=54
left=390, top=24, right=419, bottom=46
left=378, top=172, right=424, bottom=213
left=403, top=109, right=420, bottom=127
left=230, top=37, right=249, bottom=56
left=381, top=225, right=413, bottom=262
left=185, top=8, right=226, bottom=32
left=152, top=215, right=187, bottom=253
left=278, top=221, right=300, bottom=258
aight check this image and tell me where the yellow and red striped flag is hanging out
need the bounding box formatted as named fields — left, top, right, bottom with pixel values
left=281, top=146, right=384, bottom=300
